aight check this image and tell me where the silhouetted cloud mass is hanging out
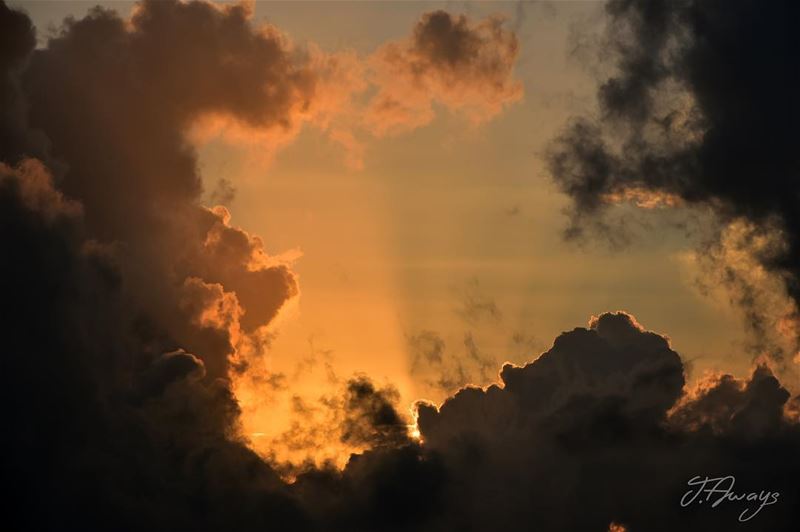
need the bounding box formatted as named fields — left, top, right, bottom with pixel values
left=416, top=313, right=800, bottom=530
left=2, top=1, right=799, bottom=531
left=547, top=0, right=800, bottom=359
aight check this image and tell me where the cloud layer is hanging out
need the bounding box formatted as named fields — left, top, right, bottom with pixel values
left=2, top=1, right=799, bottom=531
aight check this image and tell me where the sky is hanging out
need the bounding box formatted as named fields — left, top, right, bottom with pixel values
left=17, top=0, right=762, bottom=438
left=3, top=1, right=800, bottom=530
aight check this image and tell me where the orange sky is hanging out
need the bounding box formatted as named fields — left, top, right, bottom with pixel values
left=18, top=0, right=777, bottom=467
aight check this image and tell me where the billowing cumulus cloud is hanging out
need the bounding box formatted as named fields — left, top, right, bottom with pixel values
left=3, top=1, right=800, bottom=531
left=11, top=0, right=307, bottom=384
left=546, top=0, right=800, bottom=363
left=366, top=10, right=522, bottom=136
left=22, top=0, right=312, bottom=230
left=0, top=154, right=294, bottom=530
left=415, top=313, right=800, bottom=531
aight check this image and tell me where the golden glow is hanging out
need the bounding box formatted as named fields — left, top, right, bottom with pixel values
left=602, top=186, right=683, bottom=209
left=162, top=0, right=779, bottom=472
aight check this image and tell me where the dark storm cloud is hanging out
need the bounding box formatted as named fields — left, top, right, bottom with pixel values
left=3, top=1, right=800, bottom=531
left=547, top=0, right=800, bottom=355
left=0, top=155, right=307, bottom=531
left=419, top=312, right=686, bottom=456
left=416, top=313, right=800, bottom=531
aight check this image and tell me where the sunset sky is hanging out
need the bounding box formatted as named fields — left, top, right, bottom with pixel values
left=22, top=0, right=759, bottom=434
left=3, top=1, right=799, bottom=530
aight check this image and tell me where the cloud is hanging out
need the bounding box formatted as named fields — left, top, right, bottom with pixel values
left=415, top=312, right=800, bottom=530
left=22, top=0, right=313, bottom=234
left=257, top=374, right=413, bottom=475
left=418, top=312, right=685, bottom=448
left=365, top=10, right=523, bottom=136
left=11, top=0, right=304, bottom=384
left=0, top=2, right=308, bottom=527
left=0, top=153, right=303, bottom=530
left=341, top=376, right=411, bottom=449
left=182, top=7, right=525, bottom=168
left=546, top=0, right=800, bottom=363
left=669, top=365, right=790, bottom=439
left=3, top=160, right=800, bottom=531
left=406, top=281, right=542, bottom=396
left=3, top=1, right=800, bottom=531
left=456, top=278, right=503, bottom=324
left=407, top=329, right=500, bottom=393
